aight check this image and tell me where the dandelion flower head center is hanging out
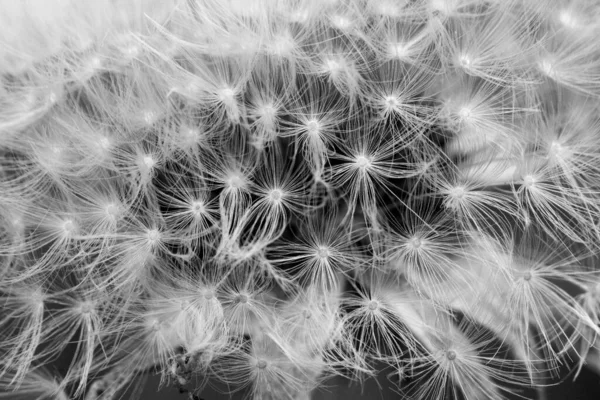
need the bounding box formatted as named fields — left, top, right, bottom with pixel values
left=458, top=54, right=474, bottom=70
left=105, top=203, right=119, bottom=218
left=62, top=219, right=75, bottom=234
left=549, top=140, right=566, bottom=159
left=446, top=349, right=457, bottom=361
left=227, top=173, right=246, bottom=189
left=79, top=301, right=94, bottom=314
left=368, top=300, right=379, bottom=311
left=182, top=127, right=200, bottom=142
left=47, top=91, right=59, bottom=105
left=290, top=9, right=310, bottom=24
left=331, top=15, right=352, bottom=31
left=256, top=359, right=268, bottom=369
left=558, top=9, right=580, bottom=29
left=147, top=229, right=161, bottom=243
left=325, top=59, right=341, bottom=75
left=306, top=119, right=321, bottom=136
left=317, top=247, right=330, bottom=259
left=523, top=175, right=536, bottom=188
left=355, top=155, right=372, bottom=170
left=270, top=35, right=295, bottom=56
left=384, top=95, right=400, bottom=111
left=457, top=105, right=473, bottom=121
left=50, top=145, right=62, bottom=155
left=29, top=290, right=44, bottom=307
left=84, top=56, right=102, bottom=74
left=143, top=110, right=157, bottom=125
left=375, top=1, right=403, bottom=17
left=449, top=186, right=466, bottom=200
left=389, top=42, right=409, bottom=59
left=142, top=155, right=155, bottom=170
left=218, top=87, right=236, bottom=103
left=445, top=186, right=466, bottom=210
left=258, top=103, right=277, bottom=120
left=191, top=201, right=205, bottom=216
left=408, top=236, right=422, bottom=249
left=150, top=319, right=161, bottom=332
left=123, top=43, right=139, bottom=58
left=10, top=217, right=23, bottom=231
left=98, top=136, right=111, bottom=150
left=539, top=58, right=557, bottom=79
left=269, top=189, right=283, bottom=202
left=430, top=0, right=453, bottom=16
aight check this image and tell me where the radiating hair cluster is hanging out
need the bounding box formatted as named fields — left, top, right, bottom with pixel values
left=2, top=1, right=600, bottom=399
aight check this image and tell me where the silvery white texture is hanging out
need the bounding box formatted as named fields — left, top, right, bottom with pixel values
left=1, top=1, right=600, bottom=399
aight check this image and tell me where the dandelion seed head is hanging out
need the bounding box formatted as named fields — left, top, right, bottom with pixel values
left=3, top=2, right=600, bottom=397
